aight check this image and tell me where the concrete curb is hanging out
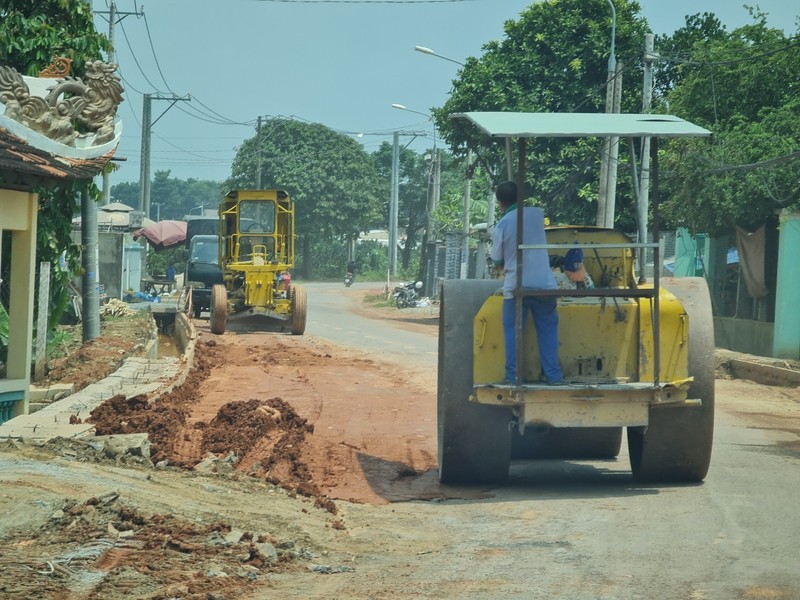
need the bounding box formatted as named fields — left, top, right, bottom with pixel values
left=716, top=349, right=800, bottom=388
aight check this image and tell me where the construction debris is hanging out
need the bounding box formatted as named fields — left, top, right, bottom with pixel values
left=100, top=299, right=138, bottom=318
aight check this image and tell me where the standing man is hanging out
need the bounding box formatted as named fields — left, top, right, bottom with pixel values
left=490, top=181, right=563, bottom=385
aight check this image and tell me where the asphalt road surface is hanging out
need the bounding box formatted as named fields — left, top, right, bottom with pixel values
left=1, top=281, right=797, bottom=600
left=277, top=281, right=800, bottom=600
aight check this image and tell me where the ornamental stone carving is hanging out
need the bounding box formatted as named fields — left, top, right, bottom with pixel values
left=0, top=60, right=123, bottom=146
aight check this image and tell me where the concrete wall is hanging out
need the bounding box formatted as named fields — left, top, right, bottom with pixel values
left=714, top=317, right=774, bottom=358
left=70, top=231, right=143, bottom=299
left=98, top=233, right=123, bottom=299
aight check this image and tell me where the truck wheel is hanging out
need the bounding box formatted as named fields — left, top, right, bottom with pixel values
left=291, top=285, right=307, bottom=335
left=628, top=277, right=715, bottom=482
left=438, top=280, right=512, bottom=484
left=193, top=301, right=202, bottom=319
left=210, top=284, right=227, bottom=335
left=512, top=427, right=622, bottom=460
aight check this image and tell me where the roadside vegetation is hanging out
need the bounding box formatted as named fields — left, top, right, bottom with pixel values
left=1, top=0, right=797, bottom=362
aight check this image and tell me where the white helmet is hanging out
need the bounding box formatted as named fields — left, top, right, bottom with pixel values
left=415, top=281, right=423, bottom=289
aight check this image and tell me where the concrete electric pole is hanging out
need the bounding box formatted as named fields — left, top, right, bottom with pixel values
left=460, top=150, right=473, bottom=279
left=638, top=33, right=656, bottom=277
left=138, top=93, right=191, bottom=220
left=256, top=116, right=263, bottom=189
left=389, top=131, right=400, bottom=277
left=596, top=0, right=620, bottom=229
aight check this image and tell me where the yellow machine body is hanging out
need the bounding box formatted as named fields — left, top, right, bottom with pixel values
left=472, top=228, right=692, bottom=428
left=219, top=189, right=295, bottom=321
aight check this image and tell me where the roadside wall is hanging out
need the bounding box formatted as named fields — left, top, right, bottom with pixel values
left=714, top=317, right=774, bottom=358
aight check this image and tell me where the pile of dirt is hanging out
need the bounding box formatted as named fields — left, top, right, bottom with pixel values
left=0, top=490, right=301, bottom=600
left=85, top=339, right=337, bottom=514
left=200, top=397, right=332, bottom=511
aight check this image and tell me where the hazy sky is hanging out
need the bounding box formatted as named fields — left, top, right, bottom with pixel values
left=92, top=0, right=798, bottom=187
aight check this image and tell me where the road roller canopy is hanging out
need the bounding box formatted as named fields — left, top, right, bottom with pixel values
left=450, top=112, right=712, bottom=139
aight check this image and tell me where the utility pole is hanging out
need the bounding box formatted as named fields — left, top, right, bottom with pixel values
left=638, top=33, right=656, bottom=279
left=137, top=93, right=189, bottom=287
left=431, top=149, right=441, bottom=221
left=255, top=116, right=263, bottom=189
left=460, top=150, right=473, bottom=279
left=389, top=131, right=400, bottom=277
left=138, top=93, right=191, bottom=220
left=604, top=61, right=623, bottom=228
left=597, top=0, right=618, bottom=228
left=138, top=93, right=152, bottom=217
left=81, top=189, right=100, bottom=341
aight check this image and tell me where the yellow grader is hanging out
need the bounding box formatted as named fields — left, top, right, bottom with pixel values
left=209, top=189, right=306, bottom=335
left=438, top=112, right=715, bottom=484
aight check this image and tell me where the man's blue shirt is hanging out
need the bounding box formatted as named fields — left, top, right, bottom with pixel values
left=490, top=205, right=556, bottom=299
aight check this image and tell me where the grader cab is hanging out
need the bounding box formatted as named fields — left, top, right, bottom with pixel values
left=438, top=112, right=715, bottom=485
left=209, top=189, right=306, bottom=335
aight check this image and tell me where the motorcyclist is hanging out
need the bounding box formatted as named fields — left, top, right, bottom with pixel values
left=346, top=260, right=356, bottom=283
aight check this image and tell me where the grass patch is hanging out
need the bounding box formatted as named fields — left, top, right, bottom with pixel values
left=362, top=292, right=394, bottom=309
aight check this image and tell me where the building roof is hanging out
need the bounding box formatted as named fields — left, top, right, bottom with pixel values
left=451, top=112, right=712, bottom=138
left=0, top=60, right=123, bottom=189
left=0, top=126, right=116, bottom=188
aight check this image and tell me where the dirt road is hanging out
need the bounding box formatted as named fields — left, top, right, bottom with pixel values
left=2, top=282, right=800, bottom=599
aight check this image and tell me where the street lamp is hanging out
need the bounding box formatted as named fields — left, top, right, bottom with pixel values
left=414, top=46, right=465, bottom=67
left=391, top=103, right=435, bottom=147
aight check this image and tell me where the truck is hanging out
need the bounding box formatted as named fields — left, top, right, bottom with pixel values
left=438, top=112, right=715, bottom=484
left=185, top=234, right=222, bottom=319
left=209, top=189, right=306, bottom=336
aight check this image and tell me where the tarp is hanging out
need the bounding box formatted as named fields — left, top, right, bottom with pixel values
left=735, top=225, right=768, bottom=298
left=133, top=220, right=188, bottom=250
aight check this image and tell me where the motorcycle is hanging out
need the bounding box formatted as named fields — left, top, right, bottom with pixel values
left=394, top=281, right=424, bottom=309
left=344, top=272, right=354, bottom=287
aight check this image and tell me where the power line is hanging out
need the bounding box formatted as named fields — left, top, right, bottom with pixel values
left=657, top=36, right=800, bottom=67
left=251, top=0, right=479, bottom=3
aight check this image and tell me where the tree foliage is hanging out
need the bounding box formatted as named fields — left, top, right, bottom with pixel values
left=371, top=141, right=433, bottom=270
left=111, top=171, right=223, bottom=221
left=657, top=11, right=800, bottom=235
left=0, top=0, right=109, bottom=75
left=0, top=0, right=110, bottom=332
left=225, top=118, right=385, bottom=278
left=434, top=0, right=650, bottom=229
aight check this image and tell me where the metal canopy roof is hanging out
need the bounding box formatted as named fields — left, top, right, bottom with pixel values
left=451, top=112, right=712, bottom=138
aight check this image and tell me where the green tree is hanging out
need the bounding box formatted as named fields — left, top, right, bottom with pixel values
left=111, top=173, right=223, bottom=220
left=0, top=0, right=109, bottom=75
left=434, top=0, right=650, bottom=230
left=371, top=141, right=431, bottom=270
left=0, top=0, right=110, bottom=334
left=657, top=12, right=800, bottom=235
left=652, top=12, right=728, bottom=99
left=226, top=118, right=384, bottom=279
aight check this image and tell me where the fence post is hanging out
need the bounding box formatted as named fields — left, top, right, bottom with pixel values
left=34, top=261, right=51, bottom=381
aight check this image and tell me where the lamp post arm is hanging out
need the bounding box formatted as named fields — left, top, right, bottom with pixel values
left=605, top=0, right=617, bottom=73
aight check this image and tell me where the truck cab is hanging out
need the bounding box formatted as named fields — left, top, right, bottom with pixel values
left=185, top=234, right=223, bottom=318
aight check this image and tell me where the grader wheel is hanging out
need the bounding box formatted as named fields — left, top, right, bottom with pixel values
left=291, top=284, right=307, bottom=335
left=627, top=277, right=715, bottom=482
left=210, top=284, right=227, bottom=335
left=438, top=280, right=512, bottom=484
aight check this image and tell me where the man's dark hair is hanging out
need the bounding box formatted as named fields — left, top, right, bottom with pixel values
left=495, top=181, right=517, bottom=206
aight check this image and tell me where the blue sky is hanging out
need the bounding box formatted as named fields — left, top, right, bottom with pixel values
left=92, top=0, right=798, bottom=186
